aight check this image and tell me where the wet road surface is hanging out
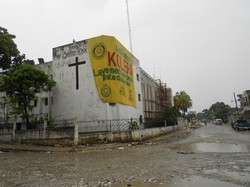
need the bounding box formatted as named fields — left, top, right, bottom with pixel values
left=0, top=123, right=250, bottom=186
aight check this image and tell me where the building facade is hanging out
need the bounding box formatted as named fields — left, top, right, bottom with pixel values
left=140, top=68, right=172, bottom=123
left=32, top=35, right=144, bottom=131
left=238, top=90, right=250, bottom=120
left=1, top=35, right=173, bottom=131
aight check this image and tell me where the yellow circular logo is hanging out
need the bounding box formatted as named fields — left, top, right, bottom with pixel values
left=101, top=84, right=111, bottom=97
left=92, top=43, right=107, bottom=60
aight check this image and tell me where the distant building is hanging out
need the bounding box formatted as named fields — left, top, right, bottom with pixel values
left=140, top=68, right=172, bottom=123
left=24, top=59, right=35, bottom=65
left=238, top=90, right=250, bottom=120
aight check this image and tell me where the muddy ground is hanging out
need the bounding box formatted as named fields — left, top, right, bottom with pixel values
left=0, top=123, right=250, bottom=187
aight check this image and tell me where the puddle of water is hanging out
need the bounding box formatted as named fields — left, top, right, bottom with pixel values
left=198, top=134, right=212, bottom=138
left=223, top=171, right=250, bottom=183
left=244, top=166, right=250, bottom=172
left=173, top=176, right=243, bottom=187
left=203, top=168, right=250, bottom=183
left=203, top=168, right=218, bottom=174
left=112, top=176, right=242, bottom=187
left=112, top=181, right=164, bottom=187
left=190, top=143, right=250, bottom=153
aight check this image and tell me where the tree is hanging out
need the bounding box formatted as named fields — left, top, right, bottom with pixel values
left=186, top=111, right=196, bottom=120
left=201, top=109, right=213, bottom=121
left=165, top=106, right=180, bottom=125
left=209, top=102, right=230, bottom=122
left=0, top=63, right=56, bottom=127
left=0, top=26, right=24, bottom=70
left=196, top=112, right=204, bottom=121
left=174, top=91, right=192, bottom=116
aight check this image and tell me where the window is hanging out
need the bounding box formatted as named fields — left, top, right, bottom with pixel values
left=138, top=94, right=141, bottom=101
left=51, top=97, right=53, bottom=105
left=139, top=115, right=143, bottom=123
left=44, top=98, right=48, bottom=106
left=136, top=74, right=140, bottom=81
left=34, top=100, right=37, bottom=107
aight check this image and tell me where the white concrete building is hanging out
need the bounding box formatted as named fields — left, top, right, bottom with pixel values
left=33, top=35, right=144, bottom=131
left=238, top=90, right=250, bottom=120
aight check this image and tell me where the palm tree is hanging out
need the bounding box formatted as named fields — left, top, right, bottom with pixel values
left=174, top=91, right=192, bottom=116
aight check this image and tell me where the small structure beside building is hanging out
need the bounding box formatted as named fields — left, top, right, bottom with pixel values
left=238, top=90, right=250, bottom=121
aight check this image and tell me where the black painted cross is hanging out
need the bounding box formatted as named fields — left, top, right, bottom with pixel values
left=68, top=57, right=86, bottom=89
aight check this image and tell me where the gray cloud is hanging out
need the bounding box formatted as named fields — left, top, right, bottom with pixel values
left=1, top=0, right=249, bottom=112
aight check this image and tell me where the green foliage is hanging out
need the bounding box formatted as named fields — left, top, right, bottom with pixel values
left=196, top=112, right=203, bottom=121
left=186, top=111, right=196, bottom=120
left=202, top=109, right=212, bottom=120
left=196, top=109, right=214, bottom=121
left=0, top=63, right=56, bottom=127
left=209, top=102, right=230, bottom=121
left=200, top=102, right=230, bottom=122
left=0, top=26, right=24, bottom=70
left=173, top=91, right=192, bottom=116
left=128, top=118, right=138, bottom=130
left=165, top=106, right=180, bottom=125
left=31, top=116, right=44, bottom=128
left=46, top=115, right=55, bottom=129
left=30, top=115, right=55, bottom=129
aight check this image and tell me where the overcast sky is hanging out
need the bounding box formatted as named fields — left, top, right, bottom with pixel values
left=1, top=0, right=250, bottom=112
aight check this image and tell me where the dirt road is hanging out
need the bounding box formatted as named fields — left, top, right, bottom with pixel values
left=0, top=123, right=250, bottom=186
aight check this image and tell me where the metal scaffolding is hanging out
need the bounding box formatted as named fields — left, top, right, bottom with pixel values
left=143, top=79, right=172, bottom=122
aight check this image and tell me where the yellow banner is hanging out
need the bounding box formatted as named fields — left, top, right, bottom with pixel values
left=88, top=36, right=136, bottom=107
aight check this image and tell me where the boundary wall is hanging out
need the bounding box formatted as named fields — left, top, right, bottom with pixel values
left=0, top=125, right=179, bottom=146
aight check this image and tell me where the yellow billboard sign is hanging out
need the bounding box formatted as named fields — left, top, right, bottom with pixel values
left=88, top=35, right=136, bottom=107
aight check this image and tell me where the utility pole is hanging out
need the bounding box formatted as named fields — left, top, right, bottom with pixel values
left=233, top=92, right=239, bottom=119
left=126, top=0, right=133, bottom=53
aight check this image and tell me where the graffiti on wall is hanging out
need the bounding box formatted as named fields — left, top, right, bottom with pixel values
left=53, top=40, right=88, bottom=60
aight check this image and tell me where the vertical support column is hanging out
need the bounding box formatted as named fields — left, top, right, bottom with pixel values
left=43, top=120, right=47, bottom=139
left=12, top=119, right=16, bottom=141
left=74, top=120, right=79, bottom=146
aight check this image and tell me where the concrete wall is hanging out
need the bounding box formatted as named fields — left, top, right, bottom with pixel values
left=14, top=127, right=74, bottom=142
left=52, top=39, right=100, bottom=121
left=78, top=125, right=178, bottom=145
left=0, top=125, right=179, bottom=146
left=177, top=117, right=187, bottom=127
left=0, top=128, right=12, bottom=134
left=131, top=125, right=178, bottom=141
left=0, top=134, right=12, bottom=143
left=0, top=128, right=12, bottom=142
